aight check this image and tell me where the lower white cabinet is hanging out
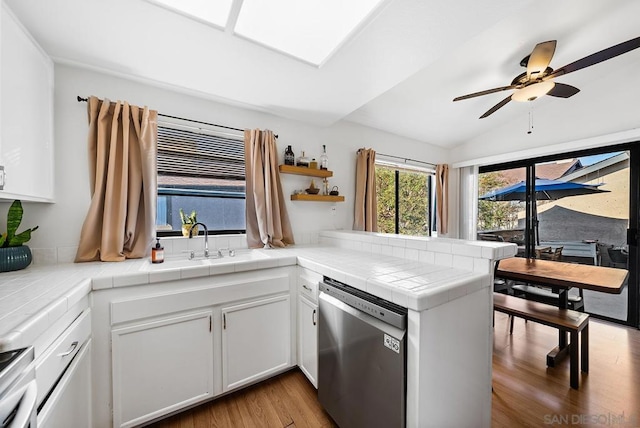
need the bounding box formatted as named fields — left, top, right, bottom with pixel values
left=297, top=295, right=318, bottom=387
left=38, top=340, right=92, bottom=428
left=111, top=310, right=214, bottom=428
left=96, top=269, right=296, bottom=427
left=221, top=294, right=291, bottom=391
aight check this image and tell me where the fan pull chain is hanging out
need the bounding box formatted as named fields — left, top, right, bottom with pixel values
left=527, top=109, right=534, bottom=134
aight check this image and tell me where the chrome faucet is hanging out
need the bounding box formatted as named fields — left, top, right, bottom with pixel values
left=188, top=222, right=209, bottom=258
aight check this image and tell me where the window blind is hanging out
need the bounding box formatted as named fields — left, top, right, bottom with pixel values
left=157, top=126, right=245, bottom=180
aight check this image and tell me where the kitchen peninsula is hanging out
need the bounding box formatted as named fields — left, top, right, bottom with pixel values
left=0, top=230, right=516, bottom=427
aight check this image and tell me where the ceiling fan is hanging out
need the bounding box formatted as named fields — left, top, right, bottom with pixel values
left=453, top=36, right=640, bottom=119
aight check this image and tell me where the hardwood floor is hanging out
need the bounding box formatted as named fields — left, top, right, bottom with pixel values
left=150, top=316, right=640, bottom=427
left=492, top=314, right=640, bottom=427
left=148, top=370, right=336, bottom=428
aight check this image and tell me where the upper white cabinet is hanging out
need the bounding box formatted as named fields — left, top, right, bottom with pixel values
left=0, top=2, right=54, bottom=201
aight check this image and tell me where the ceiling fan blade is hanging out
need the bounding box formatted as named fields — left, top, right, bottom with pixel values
left=546, top=83, right=580, bottom=98
left=479, top=95, right=512, bottom=119
left=546, top=36, right=640, bottom=79
left=527, top=40, right=556, bottom=79
left=453, top=85, right=517, bottom=102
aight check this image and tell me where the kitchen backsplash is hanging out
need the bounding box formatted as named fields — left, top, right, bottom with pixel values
left=30, top=232, right=321, bottom=265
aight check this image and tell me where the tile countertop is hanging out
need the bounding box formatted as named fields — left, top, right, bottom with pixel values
left=0, top=241, right=513, bottom=351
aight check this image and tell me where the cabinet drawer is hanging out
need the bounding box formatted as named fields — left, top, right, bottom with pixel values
left=297, top=268, right=322, bottom=303
left=35, top=309, right=91, bottom=407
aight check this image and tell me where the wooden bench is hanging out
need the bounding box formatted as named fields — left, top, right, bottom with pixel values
left=493, top=293, right=589, bottom=389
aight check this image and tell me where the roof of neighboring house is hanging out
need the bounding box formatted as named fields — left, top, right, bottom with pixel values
left=499, top=159, right=583, bottom=185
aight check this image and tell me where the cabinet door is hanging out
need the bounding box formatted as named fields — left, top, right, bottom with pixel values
left=298, top=296, right=318, bottom=388
left=0, top=3, right=54, bottom=201
left=221, top=294, right=291, bottom=391
left=38, top=340, right=92, bottom=428
left=112, top=310, right=214, bottom=428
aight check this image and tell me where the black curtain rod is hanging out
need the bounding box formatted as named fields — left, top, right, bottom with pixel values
left=377, top=152, right=436, bottom=168
left=76, top=96, right=277, bottom=138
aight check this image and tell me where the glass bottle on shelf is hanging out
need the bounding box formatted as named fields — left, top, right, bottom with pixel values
left=320, top=145, right=328, bottom=170
left=296, top=151, right=310, bottom=167
left=284, top=145, right=295, bottom=165
left=323, top=178, right=329, bottom=195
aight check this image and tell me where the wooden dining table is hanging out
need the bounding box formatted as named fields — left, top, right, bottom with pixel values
left=496, top=257, right=628, bottom=366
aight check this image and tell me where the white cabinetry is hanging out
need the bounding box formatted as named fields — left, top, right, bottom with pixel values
left=0, top=2, right=54, bottom=201
left=33, top=303, right=92, bottom=428
left=297, top=296, right=318, bottom=387
left=95, top=268, right=296, bottom=427
left=38, top=340, right=92, bottom=428
left=221, top=294, right=291, bottom=391
left=296, top=267, right=321, bottom=387
left=111, top=310, right=214, bottom=428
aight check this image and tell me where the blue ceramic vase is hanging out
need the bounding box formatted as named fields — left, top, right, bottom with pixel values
left=0, top=245, right=33, bottom=272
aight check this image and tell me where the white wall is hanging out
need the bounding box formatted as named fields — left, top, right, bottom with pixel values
left=1, top=64, right=448, bottom=258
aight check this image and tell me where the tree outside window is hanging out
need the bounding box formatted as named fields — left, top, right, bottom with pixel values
left=376, top=165, right=431, bottom=236
left=477, top=171, right=521, bottom=232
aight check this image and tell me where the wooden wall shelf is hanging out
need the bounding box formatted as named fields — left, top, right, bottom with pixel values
left=279, top=165, right=333, bottom=178
left=290, top=194, right=344, bottom=202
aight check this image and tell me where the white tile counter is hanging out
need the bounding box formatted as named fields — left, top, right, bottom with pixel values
left=0, top=231, right=516, bottom=352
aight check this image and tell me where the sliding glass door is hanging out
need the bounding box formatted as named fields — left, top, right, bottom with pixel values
left=479, top=144, right=638, bottom=327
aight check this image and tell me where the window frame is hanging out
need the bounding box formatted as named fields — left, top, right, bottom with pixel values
left=375, top=159, right=435, bottom=236
left=155, top=119, right=247, bottom=237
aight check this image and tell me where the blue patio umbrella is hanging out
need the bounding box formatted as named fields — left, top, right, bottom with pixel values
left=479, top=178, right=609, bottom=245
left=479, top=178, right=609, bottom=201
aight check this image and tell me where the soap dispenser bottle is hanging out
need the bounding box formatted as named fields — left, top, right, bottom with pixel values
left=151, top=237, right=164, bottom=263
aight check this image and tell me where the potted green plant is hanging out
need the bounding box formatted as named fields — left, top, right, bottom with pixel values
left=1, top=200, right=39, bottom=272
left=179, top=208, right=198, bottom=237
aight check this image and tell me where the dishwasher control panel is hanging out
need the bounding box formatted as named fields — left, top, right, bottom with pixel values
left=320, top=277, right=406, bottom=329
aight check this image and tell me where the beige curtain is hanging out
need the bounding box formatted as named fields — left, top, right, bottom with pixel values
left=75, top=97, right=158, bottom=262
left=436, top=163, right=449, bottom=235
left=354, top=148, right=378, bottom=232
left=244, top=129, right=294, bottom=248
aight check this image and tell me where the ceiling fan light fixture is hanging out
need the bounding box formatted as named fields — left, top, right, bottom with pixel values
left=512, top=81, right=556, bottom=102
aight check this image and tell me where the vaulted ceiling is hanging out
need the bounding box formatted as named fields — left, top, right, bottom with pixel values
left=6, top=0, right=640, bottom=150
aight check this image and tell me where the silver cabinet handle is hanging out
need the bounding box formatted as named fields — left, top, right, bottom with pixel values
left=302, top=284, right=312, bottom=292
left=57, top=341, right=78, bottom=357
left=312, top=309, right=317, bottom=326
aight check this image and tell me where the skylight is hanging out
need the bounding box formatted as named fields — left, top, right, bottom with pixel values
left=145, top=0, right=386, bottom=67
left=235, top=0, right=385, bottom=66
left=147, top=0, right=234, bottom=28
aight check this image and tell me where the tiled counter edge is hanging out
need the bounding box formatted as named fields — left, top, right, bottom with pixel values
left=315, top=230, right=516, bottom=311
left=0, top=277, right=92, bottom=352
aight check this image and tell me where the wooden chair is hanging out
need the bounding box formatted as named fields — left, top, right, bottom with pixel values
left=513, top=246, right=585, bottom=312
left=478, top=233, right=504, bottom=242
left=540, top=246, right=563, bottom=261
left=607, top=247, right=628, bottom=269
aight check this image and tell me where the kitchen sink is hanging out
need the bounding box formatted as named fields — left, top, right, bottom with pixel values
left=139, top=250, right=270, bottom=271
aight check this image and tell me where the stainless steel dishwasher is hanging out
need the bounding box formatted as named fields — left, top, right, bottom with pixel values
left=318, top=277, right=407, bottom=428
